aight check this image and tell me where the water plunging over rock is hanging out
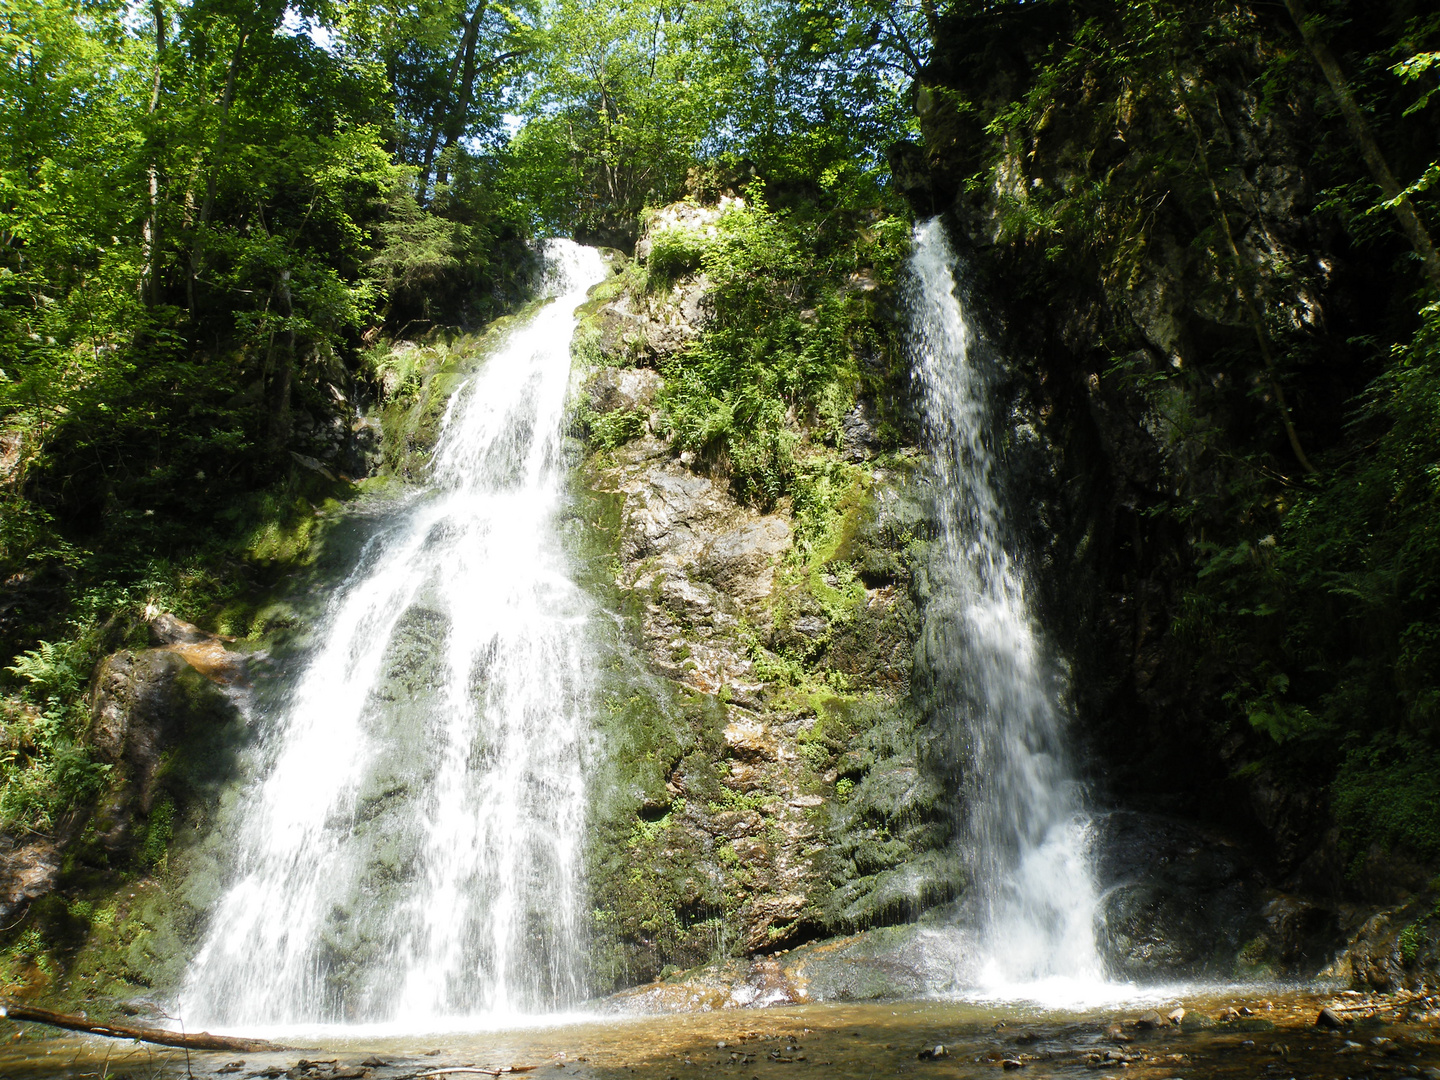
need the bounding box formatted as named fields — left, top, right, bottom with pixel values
left=181, top=240, right=609, bottom=1027
left=905, top=219, right=1105, bottom=995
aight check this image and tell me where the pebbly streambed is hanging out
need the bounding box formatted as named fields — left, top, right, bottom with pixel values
left=3, top=989, right=1439, bottom=1080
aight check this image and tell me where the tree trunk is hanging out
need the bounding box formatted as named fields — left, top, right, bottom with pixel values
left=141, top=0, right=166, bottom=306
left=188, top=29, right=249, bottom=313
left=269, top=267, right=295, bottom=450
left=434, top=1, right=489, bottom=191
left=0, top=1002, right=285, bottom=1053
left=418, top=1, right=485, bottom=202
left=1283, top=0, right=1440, bottom=293
left=1172, top=71, right=1317, bottom=475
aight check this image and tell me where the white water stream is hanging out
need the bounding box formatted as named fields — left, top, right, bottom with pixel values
left=905, top=219, right=1106, bottom=1001
left=182, top=240, right=609, bottom=1027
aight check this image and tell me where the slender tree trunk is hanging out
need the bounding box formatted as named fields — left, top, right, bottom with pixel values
left=269, top=268, right=295, bottom=450
left=419, top=1, right=485, bottom=202
left=188, top=29, right=249, bottom=313
left=141, top=0, right=166, bottom=306
left=434, top=1, right=488, bottom=190
left=920, top=0, right=940, bottom=41
left=1172, top=72, right=1317, bottom=475
left=1283, top=0, right=1440, bottom=293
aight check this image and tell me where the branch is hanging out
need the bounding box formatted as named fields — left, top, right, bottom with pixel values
left=0, top=1002, right=288, bottom=1054
left=1283, top=0, right=1440, bottom=293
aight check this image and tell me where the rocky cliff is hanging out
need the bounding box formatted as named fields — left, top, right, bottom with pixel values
left=890, top=0, right=1440, bottom=987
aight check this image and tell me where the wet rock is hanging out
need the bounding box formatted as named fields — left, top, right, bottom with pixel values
left=1168, top=1007, right=1185, bottom=1025
left=85, top=642, right=244, bottom=853
left=742, top=893, right=807, bottom=951
left=1134, top=1010, right=1163, bottom=1030
left=1093, top=810, right=1263, bottom=978
left=1316, top=1007, right=1346, bottom=1029
left=89, top=650, right=196, bottom=781
left=147, top=613, right=247, bottom=686
left=147, top=613, right=211, bottom=646
left=723, top=716, right=777, bottom=761
left=840, top=401, right=883, bottom=461
left=1180, top=1012, right=1216, bottom=1032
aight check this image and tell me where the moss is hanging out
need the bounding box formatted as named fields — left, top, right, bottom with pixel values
left=1332, top=737, right=1440, bottom=874
left=137, top=797, right=175, bottom=871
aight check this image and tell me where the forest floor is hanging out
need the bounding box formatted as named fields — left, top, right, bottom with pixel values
left=1, top=989, right=1437, bottom=1080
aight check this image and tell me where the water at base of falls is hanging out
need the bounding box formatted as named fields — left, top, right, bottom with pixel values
left=181, top=240, right=609, bottom=1028
left=905, top=218, right=1108, bottom=1000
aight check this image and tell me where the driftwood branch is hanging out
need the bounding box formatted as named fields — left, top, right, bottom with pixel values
left=1326, top=991, right=1430, bottom=1015
left=0, top=1002, right=286, bottom=1053
left=419, top=1068, right=538, bottom=1077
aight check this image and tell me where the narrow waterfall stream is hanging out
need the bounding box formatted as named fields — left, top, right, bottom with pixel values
left=182, top=240, right=609, bottom=1028
left=905, top=219, right=1106, bottom=999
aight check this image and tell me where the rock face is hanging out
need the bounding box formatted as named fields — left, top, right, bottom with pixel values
left=608, top=923, right=968, bottom=1011
left=1093, top=812, right=1265, bottom=978
left=574, top=210, right=953, bottom=991
left=883, top=0, right=1440, bottom=987
left=87, top=622, right=245, bottom=841
left=0, top=836, right=61, bottom=923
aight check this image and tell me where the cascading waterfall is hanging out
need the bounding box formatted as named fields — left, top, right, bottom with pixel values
left=182, top=240, right=608, bottom=1028
left=905, top=219, right=1105, bottom=995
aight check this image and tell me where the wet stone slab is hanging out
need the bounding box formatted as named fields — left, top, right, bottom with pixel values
left=2, top=992, right=1439, bottom=1080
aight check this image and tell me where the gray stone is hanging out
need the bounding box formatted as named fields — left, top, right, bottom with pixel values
left=588, top=366, right=663, bottom=414
left=702, top=517, right=791, bottom=600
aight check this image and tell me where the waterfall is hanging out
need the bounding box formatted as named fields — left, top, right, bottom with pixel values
left=182, top=240, right=609, bottom=1028
left=905, top=219, right=1105, bottom=995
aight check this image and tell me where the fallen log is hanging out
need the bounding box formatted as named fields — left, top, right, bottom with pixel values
left=418, top=1068, right=539, bottom=1077
left=0, top=1002, right=286, bottom=1053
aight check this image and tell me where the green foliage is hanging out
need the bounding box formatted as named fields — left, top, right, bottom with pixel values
left=657, top=193, right=907, bottom=504
left=1, top=635, right=109, bottom=829
left=646, top=225, right=712, bottom=283
left=1208, top=301, right=1440, bottom=861
left=576, top=406, right=647, bottom=452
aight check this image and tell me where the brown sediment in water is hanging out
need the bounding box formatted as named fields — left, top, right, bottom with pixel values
left=1, top=991, right=1438, bottom=1079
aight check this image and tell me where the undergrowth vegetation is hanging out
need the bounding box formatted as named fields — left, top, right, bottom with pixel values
left=652, top=192, right=911, bottom=504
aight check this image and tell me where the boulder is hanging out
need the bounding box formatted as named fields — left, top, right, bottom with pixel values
left=0, top=837, right=60, bottom=922
left=1093, top=810, right=1265, bottom=978
left=87, top=635, right=243, bottom=848
left=587, top=366, right=663, bottom=415
left=146, top=613, right=247, bottom=686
